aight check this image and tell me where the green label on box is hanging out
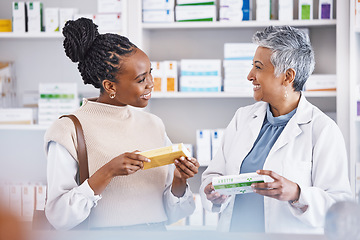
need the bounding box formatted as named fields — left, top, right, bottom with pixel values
left=177, top=18, right=214, bottom=22
left=40, top=94, right=75, bottom=99
left=178, top=2, right=215, bottom=6
left=301, top=5, right=311, bottom=20
left=214, top=180, right=264, bottom=189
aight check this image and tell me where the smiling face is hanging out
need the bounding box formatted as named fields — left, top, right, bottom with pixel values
left=101, top=48, right=154, bottom=108
left=247, top=46, right=286, bottom=104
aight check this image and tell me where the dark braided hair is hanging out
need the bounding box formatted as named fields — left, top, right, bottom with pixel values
left=62, top=18, right=137, bottom=92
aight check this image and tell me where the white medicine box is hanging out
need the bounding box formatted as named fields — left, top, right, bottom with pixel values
left=12, top=2, right=27, bottom=32
left=27, top=2, right=43, bottom=32
left=98, top=0, right=123, bottom=13
left=45, top=8, right=59, bottom=32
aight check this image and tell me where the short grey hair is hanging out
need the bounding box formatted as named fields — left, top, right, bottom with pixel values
left=252, top=26, right=315, bottom=91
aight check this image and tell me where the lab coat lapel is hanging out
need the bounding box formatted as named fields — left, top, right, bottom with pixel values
left=249, top=103, right=267, bottom=147
left=269, top=94, right=312, bottom=155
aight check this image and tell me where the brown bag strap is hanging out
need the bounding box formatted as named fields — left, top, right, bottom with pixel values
left=59, top=114, right=89, bottom=184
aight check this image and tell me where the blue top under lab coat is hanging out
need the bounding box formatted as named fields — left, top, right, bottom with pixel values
left=230, top=105, right=297, bottom=232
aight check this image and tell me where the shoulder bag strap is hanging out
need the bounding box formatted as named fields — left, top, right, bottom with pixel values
left=59, top=114, right=89, bottom=184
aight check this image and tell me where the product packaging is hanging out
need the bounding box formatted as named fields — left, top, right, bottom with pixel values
left=140, top=143, right=191, bottom=170
left=319, top=0, right=332, bottom=19
left=256, top=0, right=270, bottom=21
left=0, top=19, right=12, bottom=32
left=12, top=2, right=27, bottom=32
left=212, top=172, right=265, bottom=195
left=180, top=59, right=221, bottom=92
left=299, top=0, right=313, bottom=20
left=27, top=2, right=43, bottom=32
left=44, top=8, right=59, bottom=32
left=278, top=0, right=293, bottom=21
left=196, top=129, right=212, bottom=166
left=175, top=5, right=216, bottom=22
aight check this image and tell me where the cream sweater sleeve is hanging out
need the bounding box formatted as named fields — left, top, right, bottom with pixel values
left=162, top=134, right=196, bottom=224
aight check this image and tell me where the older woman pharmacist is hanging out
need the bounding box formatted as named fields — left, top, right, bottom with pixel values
left=200, top=26, right=352, bottom=234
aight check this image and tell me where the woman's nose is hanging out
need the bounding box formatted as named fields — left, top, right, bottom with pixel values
left=147, top=75, right=154, bottom=89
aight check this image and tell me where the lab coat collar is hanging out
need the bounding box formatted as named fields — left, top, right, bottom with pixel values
left=251, top=93, right=312, bottom=125
left=294, top=93, right=313, bottom=125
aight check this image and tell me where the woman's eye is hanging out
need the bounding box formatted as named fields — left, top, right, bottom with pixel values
left=138, top=78, right=145, bottom=83
left=255, top=65, right=261, bottom=70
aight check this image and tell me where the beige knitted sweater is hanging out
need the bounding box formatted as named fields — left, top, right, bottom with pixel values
left=44, top=98, right=169, bottom=227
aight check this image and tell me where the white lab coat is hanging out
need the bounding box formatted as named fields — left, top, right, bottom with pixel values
left=200, top=94, right=352, bottom=234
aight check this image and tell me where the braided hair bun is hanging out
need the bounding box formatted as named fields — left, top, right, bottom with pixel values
left=63, top=18, right=99, bottom=63
left=62, top=18, right=137, bottom=90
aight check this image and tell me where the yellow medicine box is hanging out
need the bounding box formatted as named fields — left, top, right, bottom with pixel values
left=140, top=143, right=191, bottom=170
left=0, top=19, right=12, bottom=32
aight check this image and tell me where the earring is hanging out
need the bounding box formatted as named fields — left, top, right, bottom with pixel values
left=284, top=86, right=288, bottom=99
left=109, top=92, right=116, bottom=99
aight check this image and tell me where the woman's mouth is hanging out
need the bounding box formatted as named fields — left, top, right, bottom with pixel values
left=141, top=92, right=152, bottom=100
left=253, top=84, right=261, bottom=91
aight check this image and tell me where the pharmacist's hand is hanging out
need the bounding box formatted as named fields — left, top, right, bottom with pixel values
left=251, top=170, right=300, bottom=202
left=204, top=183, right=228, bottom=205
left=174, top=156, right=200, bottom=180
left=108, top=151, right=150, bottom=176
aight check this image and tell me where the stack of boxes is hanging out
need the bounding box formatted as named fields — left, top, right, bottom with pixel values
left=0, top=62, right=16, bottom=108
left=0, top=182, right=47, bottom=222
left=142, top=0, right=175, bottom=23
left=151, top=61, right=178, bottom=92
left=10, top=0, right=126, bottom=34
left=223, top=43, right=257, bottom=94
left=95, top=0, right=124, bottom=34
left=38, top=83, right=79, bottom=126
left=180, top=59, right=221, bottom=92
left=196, top=129, right=224, bottom=166
left=11, top=1, right=79, bottom=33
left=175, top=0, right=216, bottom=22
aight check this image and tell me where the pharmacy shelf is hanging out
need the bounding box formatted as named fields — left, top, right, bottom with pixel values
left=0, top=124, right=48, bottom=130
left=142, top=19, right=336, bottom=30
left=151, top=91, right=336, bottom=99
left=0, top=32, right=63, bottom=39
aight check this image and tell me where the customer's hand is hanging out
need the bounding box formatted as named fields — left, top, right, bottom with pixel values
left=171, top=156, right=199, bottom=197
left=108, top=151, right=151, bottom=176
left=251, top=170, right=300, bottom=202
left=204, top=182, right=228, bottom=205
left=174, top=156, right=200, bottom=181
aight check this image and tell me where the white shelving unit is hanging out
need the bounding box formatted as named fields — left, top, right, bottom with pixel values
left=151, top=90, right=336, bottom=99
left=142, top=19, right=336, bottom=29
left=0, top=32, right=63, bottom=38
